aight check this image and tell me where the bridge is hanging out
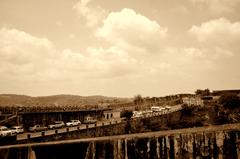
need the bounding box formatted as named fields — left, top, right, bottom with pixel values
left=0, top=105, right=183, bottom=146
left=0, top=123, right=240, bottom=159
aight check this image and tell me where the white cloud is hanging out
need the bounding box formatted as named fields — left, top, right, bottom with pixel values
left=189, top=18, right=240, bottom=47
left=0, top=28, right=59, bottom=81
left=1, top=26, right=238, bottom=96
left=73, top=0, right=106, bottom=27
left=0, top=27, right=141, bottom=80
left=97, top=8, right=167, bottom=46
left=0, top=28, right=54, bottom=65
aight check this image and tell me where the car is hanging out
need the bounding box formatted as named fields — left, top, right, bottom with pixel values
left=29, top=125, right=48, bottom=132
left=10, top=126, right=24, bottom=134
left=83, top=116, right=97, bottom=124
left=48, top=121, right=65, bottom=129
left=165, top=106, right=171, bottom=109
left=66, top=120, right=81, bottom=127
left=0, top=126, right=12, bottom=137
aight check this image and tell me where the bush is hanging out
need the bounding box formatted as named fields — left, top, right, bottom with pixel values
left=219, top=93, right=240, bottom=109
left=121, top=110, right=133, bottom=120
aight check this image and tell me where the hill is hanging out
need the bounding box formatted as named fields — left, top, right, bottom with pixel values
left=0, top=94, right=132, bottom=107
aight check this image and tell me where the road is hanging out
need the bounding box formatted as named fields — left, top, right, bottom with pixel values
left=17, top=119, right=122, bottom=140
left=16, top=105, right=183, bottom=141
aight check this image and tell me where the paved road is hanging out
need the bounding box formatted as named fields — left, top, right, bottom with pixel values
left=17, top=119, right=122, bottom=140
left=16, top=105, right=183, bottom=141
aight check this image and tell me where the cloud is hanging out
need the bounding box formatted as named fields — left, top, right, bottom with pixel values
left=96, top=8, right=168, bottom=56
left=0, top=27, right=142, bottom=81
left=1, top=26, right=238, bottom=96
left=73, top=0, right=106, bottom=27
left=0, top=28, right=59, bottom=80
left=190, top=0, right=240, bottom=15
left=189, top=18, right=240, bottom=47
left=0, top=27, right=54, bottom=65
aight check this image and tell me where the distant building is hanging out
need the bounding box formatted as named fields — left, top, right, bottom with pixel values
left=201, top=96, right=214, bottom=105
left=103, top=109, right=121, bottom=120
left=182, top=96, right=203, bottom=106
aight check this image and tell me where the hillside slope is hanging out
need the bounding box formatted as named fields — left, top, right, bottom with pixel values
left=0, top=94, right=132, bottom=107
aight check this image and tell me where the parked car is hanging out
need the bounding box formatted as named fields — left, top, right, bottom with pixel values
left=0, top=126, right=12, bottom=137
left=10, top=126, right=24, bottom=134
left=29, top=125, right=47, bottom=132
left=48, top=121, right=65, bottom=129
left=66, top=120, right=81, bottom=127
left=83, top=116, right=97, bottom=124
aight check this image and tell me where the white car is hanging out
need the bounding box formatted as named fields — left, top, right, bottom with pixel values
left=0, top=126, right=12, bottom=137
left=83, top=116, right=97, bottom=124
left=10, top=126, right=24, bottom=134
left=66, top=120, right=81, bottom=127
left=48, top=121, right=65, bottom=129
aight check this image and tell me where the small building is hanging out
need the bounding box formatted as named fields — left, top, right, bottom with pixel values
left=103, top=109, right=121, bottom=120
left=182, top=96, right=203, bottom=106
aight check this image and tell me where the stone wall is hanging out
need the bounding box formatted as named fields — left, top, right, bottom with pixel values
left=2, top=130, right=239, bottom=159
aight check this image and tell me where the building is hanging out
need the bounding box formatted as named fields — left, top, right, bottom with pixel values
left=182, top=96, right=203, bottom=106
left=103, top=109, right=121, bottom=120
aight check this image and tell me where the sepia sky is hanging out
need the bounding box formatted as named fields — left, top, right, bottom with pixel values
left=0, top=0, right=240, bottom=97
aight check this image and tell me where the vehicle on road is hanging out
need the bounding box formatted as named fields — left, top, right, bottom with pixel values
left=66, top=120, right=81, bottom=127
left=48, top=121, right=65, bottom=129
left=132, top=111, right=143, bottom=118
left=10, top=126, right=24, bottom=134
left=0, top=126, right=12, bottom=137
left=29, top=125, right=47, bottom=132
left=151, top=106, right=165, bottom=112
left=83, top=116, right=97, bottom=124
left=164, top=106, right=171, bottom=110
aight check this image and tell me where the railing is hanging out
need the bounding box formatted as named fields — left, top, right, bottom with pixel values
left=0, top=114, right=17, bottom=125
left=17, top=119, right=122, bottom=141
left=1, top=123, right=240, bottom=150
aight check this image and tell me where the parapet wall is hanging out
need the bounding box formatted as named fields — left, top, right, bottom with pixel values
left=2, top=129, right=240, bottom=159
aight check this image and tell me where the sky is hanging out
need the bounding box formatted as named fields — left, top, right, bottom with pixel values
left=0, top=0, right=240, bottom=97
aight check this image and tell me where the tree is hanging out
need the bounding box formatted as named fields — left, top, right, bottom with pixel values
left=134, top=94, right=144, bottom=110
left=219, top=93, right=240, bottom=109
left=121, top=110, right=133, bottom=120
left=195, top=89, right=210, bottom=96
left=134, top=94, right=143, bottom=104
left=121, top=110, right=133, bottom=134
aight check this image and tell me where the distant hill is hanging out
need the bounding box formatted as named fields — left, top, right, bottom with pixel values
left=0, top=94, right=132, bottom=107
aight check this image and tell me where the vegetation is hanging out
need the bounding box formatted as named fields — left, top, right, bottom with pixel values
left=195, top=89, right=210, bottom=96
left=214, top=93, right=240, bottom=124
left=219, top=93, right=240, bottom=109
left=0, top=94, right=132, bottom=108
left=121, top=110, right=133, bottom=120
